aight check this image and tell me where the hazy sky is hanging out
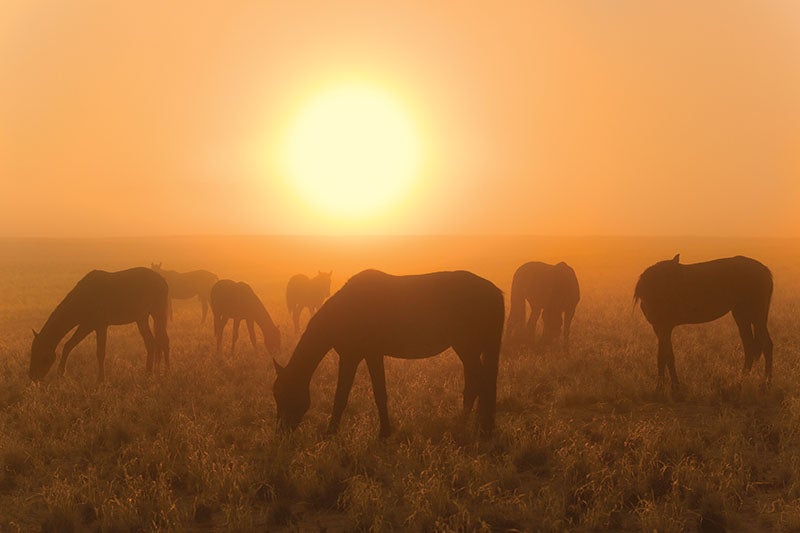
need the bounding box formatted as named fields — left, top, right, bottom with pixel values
left=2, top=1, right=799, bottom=237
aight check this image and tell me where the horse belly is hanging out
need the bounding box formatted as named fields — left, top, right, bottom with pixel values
left=97, top=295, right=155, bottom=326
left=339, top=319, right=453, bottom=359
left=386, top=339, right=452, bottom=359
left=676, top=307, right=730, bottom=325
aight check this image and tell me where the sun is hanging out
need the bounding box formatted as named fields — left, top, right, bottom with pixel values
left=282, top=84, right=421, bottom=219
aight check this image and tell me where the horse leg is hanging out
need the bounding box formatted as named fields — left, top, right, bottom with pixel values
left=95, top=327, right=108, bottom=382
left=732, top=310, right=758, bottom=376
left=230, top=319, right=241, bottom=357
left=365, top=354, right=391, bottom=438
left=200, top=297, right=209, bottom=323
left=327, top=355, right=360, bottom=435
left=526, top=304, right=541, bottom=346
left=58, top=324, right=92, bottom=376
left=214, top=315, right=225, bottom=357
left=541, top=308, right=562, bottom=348
left=153, top=315, right=170, bottom=372
left=663, top=330, right=679, bottom=392
left=754, top=321, right=773, bottom=385
left=246, top=319, right=258, bottom=351
left=136, top=318, right=156, bottom=373
left=563, top=306, right=576, bottom=351
left=455, top=349, right=482, bottom=422
left=654, top=326, right=676, bottom=392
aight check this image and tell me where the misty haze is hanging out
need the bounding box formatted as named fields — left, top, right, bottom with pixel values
left=2, top=2, right=800, bottom=531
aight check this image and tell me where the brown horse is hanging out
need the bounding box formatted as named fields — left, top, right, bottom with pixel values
left=210, top=279, right=281, bottom=357
left=634, top=254, right=773, bottom=392
left=273, top=269, right=504, bottom=438
left=286, top=271, right=332, bottom=333
left=150, top=263, right=218, bottom=322
left=506, top=261, right=580, bottom=349
left=30, top=267, right=170, bottom=382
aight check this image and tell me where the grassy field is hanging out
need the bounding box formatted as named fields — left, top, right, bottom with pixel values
left=1, top=236, right=799, bottom=531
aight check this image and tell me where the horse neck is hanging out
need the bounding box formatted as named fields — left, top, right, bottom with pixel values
left=39, top=300, right=80, bottom=351
left=285, top=324, right=332, bottom=385
left=251, top=301, right=275, bottom=330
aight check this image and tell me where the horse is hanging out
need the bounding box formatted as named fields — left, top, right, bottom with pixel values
left=273, top=269, right=504, bottom=438
left=506, top=261, right=580, bottom=349
left=286, top=271, right=332, bottom=333
left=210, top=279, right=281, bottom=357
left=150, top=263, right=218, bottom=322
left=30, top=267, right=170, bottom=382
left=634, top=254, right=773, bottom=392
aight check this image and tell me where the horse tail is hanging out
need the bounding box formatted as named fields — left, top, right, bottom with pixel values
left=507, top=268, right=527, bottom=334
left=632, top=275, right=644, bottom=309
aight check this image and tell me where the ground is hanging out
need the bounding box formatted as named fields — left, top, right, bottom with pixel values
left=1, top=236, right=799, bottom=531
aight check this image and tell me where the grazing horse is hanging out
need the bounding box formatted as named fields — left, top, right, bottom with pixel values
left=210, top=279, right=281, bottom=357
left=150, top=263, right=218, bottom=322
left=634, top=254, right=773, bottom=392
left=506, top=261, right=580, bottom=349
left=273, top=269, right=504, bottom=438
left=30, top=267, right=170, bottom=382
left=286, top=271, right=332, bottom=333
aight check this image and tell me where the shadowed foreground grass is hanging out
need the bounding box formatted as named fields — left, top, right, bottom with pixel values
left=1, top=237, right=800, bottom=531
left=2, top=290, right=800, bottom=532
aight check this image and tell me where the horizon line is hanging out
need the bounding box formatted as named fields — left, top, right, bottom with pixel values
left=0, top=233, right=798, bottom=241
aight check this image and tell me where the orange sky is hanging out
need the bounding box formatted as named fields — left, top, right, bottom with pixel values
left=2, top=1, right=799, bottom=237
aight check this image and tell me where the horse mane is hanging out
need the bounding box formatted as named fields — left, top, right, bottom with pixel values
left=633, top=275, right=645, bottom=307
left=633, top=254, right=681, bottom=306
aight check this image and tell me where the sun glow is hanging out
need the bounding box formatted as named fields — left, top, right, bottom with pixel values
left=283, top=84, right=422, bottom=219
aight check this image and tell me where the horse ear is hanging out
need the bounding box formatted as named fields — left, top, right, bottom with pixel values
left=31, top=329, right=38, bottom=339
left=273, top=358, right=284, bottom=374
left=672, top=254, right=680, bottom=263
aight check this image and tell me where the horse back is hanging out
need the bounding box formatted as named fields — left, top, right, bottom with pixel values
left=211, top=279, right=266, bottom=320
left=513, top=261, right=578, bottom=310
left=638, top=256, right=772, bottom=326
left=160, top=269, right=218, bottom=298
left=318, top=270, right=504, bottom=356
left=70, top=268, right=168, bottom=326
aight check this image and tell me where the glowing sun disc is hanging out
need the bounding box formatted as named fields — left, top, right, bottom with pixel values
left=283, top=85, right=421, bottom=218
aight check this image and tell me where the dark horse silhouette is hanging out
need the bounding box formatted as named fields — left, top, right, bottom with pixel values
left=210, top=279, right=281, bottom=357
left=150, top=263, right=218, bottom=322
left=30, top=267, right=170, bottom=382
left=273, top=269, right=504, bottom=438
left=506, top=261, right=580, bottom=349
left=285, top=271, right=332, bottom=333
left=634, top=254, right=773, bottom=392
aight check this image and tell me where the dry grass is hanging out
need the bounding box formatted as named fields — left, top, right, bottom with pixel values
left=1, top=236, right=799, bottom=531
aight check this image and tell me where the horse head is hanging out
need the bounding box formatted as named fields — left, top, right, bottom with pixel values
left=29, top=329, right=56, bottom=381
left=273, top=360, right=310, bottom=431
